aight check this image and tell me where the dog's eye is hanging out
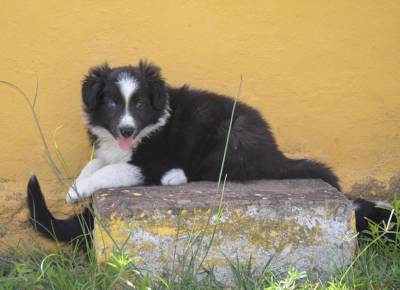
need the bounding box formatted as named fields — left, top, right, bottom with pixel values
left=105, top=98, right=117, bottom=109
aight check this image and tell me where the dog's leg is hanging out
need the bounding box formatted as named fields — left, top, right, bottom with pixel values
left=66, top=163, right=143, bottom=204
left=76, top=159, right=105, bottom=182
left=67, top=159, right=105, bottom=200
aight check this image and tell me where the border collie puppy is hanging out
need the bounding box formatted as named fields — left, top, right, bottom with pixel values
left=27, top=60, right=395, bottom=244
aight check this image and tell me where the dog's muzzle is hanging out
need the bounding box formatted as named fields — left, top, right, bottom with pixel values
left=119, top=126, right=135, bottom=138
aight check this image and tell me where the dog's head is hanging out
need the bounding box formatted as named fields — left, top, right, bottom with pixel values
left=82, top=60, right=170, bottom=150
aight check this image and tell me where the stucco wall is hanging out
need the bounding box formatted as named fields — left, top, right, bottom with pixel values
left=0, top=1, right=399, bottom=251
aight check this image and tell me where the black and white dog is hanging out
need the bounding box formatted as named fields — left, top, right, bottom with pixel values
left=27, top=60, right=394, bottom=244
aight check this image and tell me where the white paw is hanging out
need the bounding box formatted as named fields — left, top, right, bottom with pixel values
left=77, top=159, right=105, bottom=182
left=66, top=179, right=95, bottom=204
left=161, top=168, right=188, bottom=186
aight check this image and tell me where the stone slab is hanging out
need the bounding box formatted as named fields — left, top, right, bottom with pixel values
left=92, top=179, right=356, bottom=283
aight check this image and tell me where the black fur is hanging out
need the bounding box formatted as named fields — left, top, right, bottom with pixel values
left=27, top=60, right=394, bottom=245
left=131, top=85, right=340, bottom=188
left=353, top=198, right=397, bottom=241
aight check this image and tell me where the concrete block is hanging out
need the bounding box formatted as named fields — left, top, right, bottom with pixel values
left=93, top=179, right=356, bottom=283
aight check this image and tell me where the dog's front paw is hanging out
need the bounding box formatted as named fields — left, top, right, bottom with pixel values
left=66, top=179, right=95, bottom=204
left=161, top=168, right=188, bottom=186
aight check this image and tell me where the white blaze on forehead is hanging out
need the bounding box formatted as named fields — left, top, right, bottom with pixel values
left=116, top=72, right=138, bottom=104
left=116, top=72, right=138, bottom=128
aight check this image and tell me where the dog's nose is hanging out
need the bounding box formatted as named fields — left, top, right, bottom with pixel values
left=119, top=126, right=135, bottom=138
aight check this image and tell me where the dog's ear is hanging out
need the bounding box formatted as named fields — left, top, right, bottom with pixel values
left=138, top=60, right=167, bottom=111
left=82, top=64, right=110, bottom=110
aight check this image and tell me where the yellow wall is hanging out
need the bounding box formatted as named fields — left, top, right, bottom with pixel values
left=0, top=1, right=399, bottom=250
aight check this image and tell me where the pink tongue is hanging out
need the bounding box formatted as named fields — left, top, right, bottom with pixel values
left=117, top=137, right=134, bottom=150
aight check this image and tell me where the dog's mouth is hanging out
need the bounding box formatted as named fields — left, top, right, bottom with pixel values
left=116, top=125, right=137, bottom=150
left=117, top=136, right=134, bottom=150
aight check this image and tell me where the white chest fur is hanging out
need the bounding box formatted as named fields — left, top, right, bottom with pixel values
left=90, top=126, right=132, bottom=164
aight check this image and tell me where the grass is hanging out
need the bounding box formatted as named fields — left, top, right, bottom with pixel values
left=0, top=228, right=399, bottom=289
left=1, top=79, right=400, bottom=289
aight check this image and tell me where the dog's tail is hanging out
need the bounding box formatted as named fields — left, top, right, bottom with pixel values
left=353, top=198, right=397, bottom=241
left=27, top=175, right=94, bottom=244
left=283, top=159, right=341, bottom=190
